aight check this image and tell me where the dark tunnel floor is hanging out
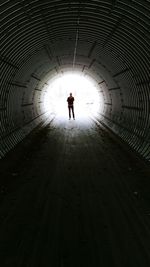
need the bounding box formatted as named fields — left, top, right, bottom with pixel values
left=0, top=116, right=150, bottom=267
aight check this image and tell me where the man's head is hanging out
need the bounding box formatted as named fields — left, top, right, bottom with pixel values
left=70, top=93, right=72, bottom=97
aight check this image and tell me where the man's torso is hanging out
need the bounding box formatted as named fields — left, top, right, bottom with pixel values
left=67, top=96, right=74, bottom=106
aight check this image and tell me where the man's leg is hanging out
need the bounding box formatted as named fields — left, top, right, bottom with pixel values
left=68, top=106, right=71, bottom=119
left=72, top=106, right=75, bottom=119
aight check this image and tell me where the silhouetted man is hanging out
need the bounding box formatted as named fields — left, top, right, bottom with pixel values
left=67, top=93, right=75, bottom=120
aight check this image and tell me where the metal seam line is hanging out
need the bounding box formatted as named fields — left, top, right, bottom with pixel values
left=72, top=18, right=80, bottom=69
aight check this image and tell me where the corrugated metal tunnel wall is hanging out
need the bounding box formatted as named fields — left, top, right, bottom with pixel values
left=0, top=0, right=150, bottom=160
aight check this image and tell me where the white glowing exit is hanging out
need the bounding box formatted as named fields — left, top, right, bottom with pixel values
left=43, top=72, right=102, bottom=119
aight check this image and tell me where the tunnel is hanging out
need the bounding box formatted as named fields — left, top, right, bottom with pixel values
left=0, top=1, right=150, bottom=266
left=1, top=0, right=150, bottom=159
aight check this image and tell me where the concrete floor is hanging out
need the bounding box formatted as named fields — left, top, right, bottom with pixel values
left=0, top=116, right=150, bottom=267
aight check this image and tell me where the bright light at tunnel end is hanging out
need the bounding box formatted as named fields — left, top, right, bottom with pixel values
left=42, top=71, right=103, bottom=121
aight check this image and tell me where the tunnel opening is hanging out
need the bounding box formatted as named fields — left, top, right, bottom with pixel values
left=41, top=71, right=104, bottom=122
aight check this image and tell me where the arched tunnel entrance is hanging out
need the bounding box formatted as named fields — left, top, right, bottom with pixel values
left=41, top=71, right=103, bottom=121
left=0, top=1, right=150, bottom=266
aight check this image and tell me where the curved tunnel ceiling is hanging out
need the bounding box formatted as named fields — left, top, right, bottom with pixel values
left=0, top=0, right=150, bottom=160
